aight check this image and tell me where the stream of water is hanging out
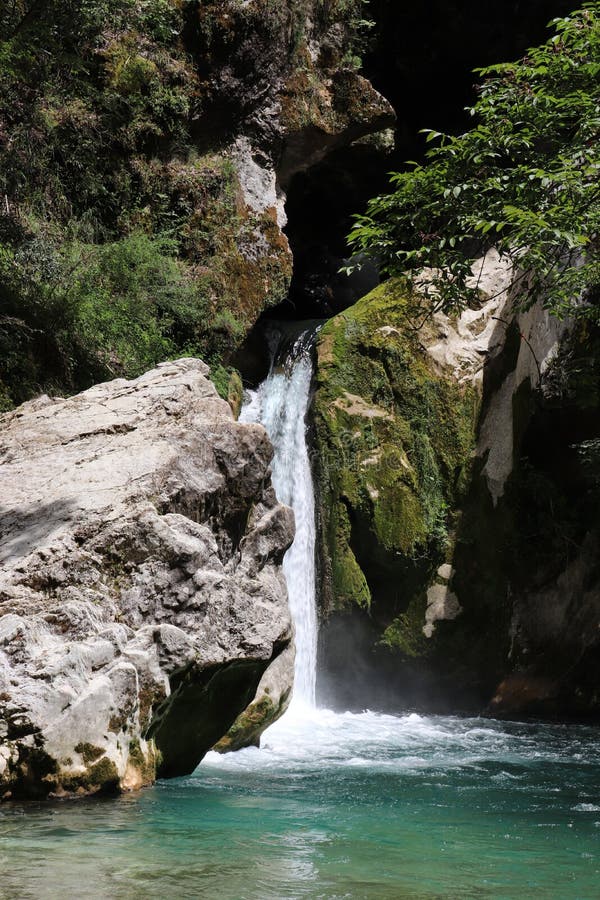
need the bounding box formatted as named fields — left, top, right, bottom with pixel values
left=239, top=324, right=318, bottom=707
left=1, top=324, right=600, bottom=898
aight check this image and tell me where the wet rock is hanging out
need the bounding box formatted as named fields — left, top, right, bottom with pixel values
left=314, top=253, right=600, bottom=720
left=213, top=643, right=295, bottom=753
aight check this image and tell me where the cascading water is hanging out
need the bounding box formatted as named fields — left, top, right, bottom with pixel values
left=240, top=324, right=319, bottom=708
left=5, top=329, right=600, bottom=900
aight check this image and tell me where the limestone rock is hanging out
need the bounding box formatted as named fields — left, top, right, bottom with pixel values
left=0, top=359, right=295, bottom=799
left=315, top=253, right=600, bottom=719
left=420, top=249, right=513, bottom=384
left=212, top=643, right=295, bottom=753
left=477, top=293, right=572, bottom=505
left=423, top=584, right=462, bottom=639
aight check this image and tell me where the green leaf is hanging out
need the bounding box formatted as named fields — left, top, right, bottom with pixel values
left=348, top=3, right=600, bottom=321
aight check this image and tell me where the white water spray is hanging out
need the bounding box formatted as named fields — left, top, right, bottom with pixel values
left=240, top=326, right=318, bottom=708
left=204, top=332, right=596, bottom=834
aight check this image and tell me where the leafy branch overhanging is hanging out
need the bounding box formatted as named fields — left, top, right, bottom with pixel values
left=348, top=3, right=600, bottom=320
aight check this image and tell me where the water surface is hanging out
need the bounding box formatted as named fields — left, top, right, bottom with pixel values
left=2, top=707, right=599, bottom=899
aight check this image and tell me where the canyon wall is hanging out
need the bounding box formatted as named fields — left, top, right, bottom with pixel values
left=314, top=256, right=600, bottom=719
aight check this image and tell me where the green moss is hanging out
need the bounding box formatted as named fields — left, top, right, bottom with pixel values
left=373, top=481, right=427, bottom=554
left=86, top=757, right=119, bottom=788
left=74, top=742, right=104, bottom=764
left=210, top=364, right=235, bottom=401
left=381, top=594, right=428, bottom=658
left=213, top=682, right=292, bottom=753
left=227, top=369, right=243, bottom=418
left=60, top=756, right=120, bottom=795
left=331, top=503, right=371, bottom=609
left=128, top=739, right=157, bottom=784
left=213, top=695, right=277, bottom=753
left=314, top=278, right=479, bottom=654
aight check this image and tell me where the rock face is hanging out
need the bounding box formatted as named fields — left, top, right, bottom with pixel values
left=454, top=304, right=600, bottom=720
left=314, top=255, right=600, bottom=719
left=194, top=0, right=395, bottom=334
left=313, top=271, right=483, bottom=712
left=213, top=643, right=295, bottom=753
left=0, top=360, right=294, bottom=799
left=196, top=1, right=395, bottom=183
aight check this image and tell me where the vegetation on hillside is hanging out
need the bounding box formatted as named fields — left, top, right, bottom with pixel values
left=0, top=0, right=237, bottom=407
left=0, top=0, right=370, bottom=408
left=349, top=4, right=600, bottom=319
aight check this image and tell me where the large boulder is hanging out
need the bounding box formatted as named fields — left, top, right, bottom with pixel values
left=313, top=268, right=485, bottom=711
left=0, top=359, right=294, bottom=799
left=314, top=253, right=600, bottom=719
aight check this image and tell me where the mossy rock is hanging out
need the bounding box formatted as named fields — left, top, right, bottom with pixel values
left=212, top=694, right=279, bottom=753
left=212, top=648, right=294, bottom=753
left=314, top=278, right=479, bottom=658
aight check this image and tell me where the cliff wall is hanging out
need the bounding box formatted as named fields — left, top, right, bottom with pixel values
left=314, top=255, right=600, bottom=719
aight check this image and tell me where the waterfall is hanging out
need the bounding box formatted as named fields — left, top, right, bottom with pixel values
left=240, top=325, right=318, bottom=708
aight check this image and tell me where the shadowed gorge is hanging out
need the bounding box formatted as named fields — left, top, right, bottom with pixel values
left=1, top=1, right=599, bottom=895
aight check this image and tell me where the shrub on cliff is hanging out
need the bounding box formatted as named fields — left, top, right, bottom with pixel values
left=0, top=229, right=219, bottom=405
left=348, top=3, right=600, bottom=319
left=0, top=1, right=268, bottom=407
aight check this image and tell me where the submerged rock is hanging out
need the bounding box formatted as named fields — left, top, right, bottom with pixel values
left=0, top=360, right=294, bottom=799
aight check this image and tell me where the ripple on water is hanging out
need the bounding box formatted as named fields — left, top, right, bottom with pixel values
left=1, top=708, right=599, bottom=900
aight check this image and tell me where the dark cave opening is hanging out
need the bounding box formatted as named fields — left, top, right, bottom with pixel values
left=279, top=140, right=386, bottom=321
left=234, top=2, right=579, bottom=386
left=262, top=0, right=576, bottom=330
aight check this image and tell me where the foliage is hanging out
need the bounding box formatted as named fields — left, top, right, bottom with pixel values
left=0, top=0, right=377, bottom=409
left=0, top=0, right=286, bottom=407
left=333, top=0, right=375, bottom=68
left=348, top=4, right=600, bottom=319
left=0, top=225, right=245, bottom=406
left=0, top=0, right=197, bottom=223
left=69, top=232, right=201, bottom=376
